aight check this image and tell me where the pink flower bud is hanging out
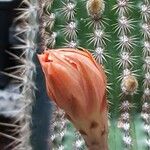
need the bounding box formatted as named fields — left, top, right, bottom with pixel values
left=38, top=48, right=108, bottom=150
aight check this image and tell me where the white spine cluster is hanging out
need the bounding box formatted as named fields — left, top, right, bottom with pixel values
left=140, top=1, right=150, bottom=22
left=61, top=21, right=78, bottom=40
left=114, top=16, right=135, bottom=34
left=60, top=1, right=76, bottom=21
left=140, top=0, right=150, bottom=148
left=46, top=31, right=57, bottom=48
left=94, top=47, right=109, bottom=63
left=73, top=131, right=86, bottom=150
left=88, top=29, right=109, bottom=47
left=116, top=51, right=136, bottom=68
left=64, top=40, right=78, bottom=48
left=113, top=0, right=133, bottom=15
left=117, top=34, right=137, bottom=51
left=143, top=41, right=150, bottom=56
left=141, top=23, right=150, bottom=39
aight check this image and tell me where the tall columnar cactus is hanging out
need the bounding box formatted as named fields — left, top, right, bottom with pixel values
left=14, top=1, right=38, bottom=149
left=0, top=0, right=39, bottom=149
left=37, top=0, right=150, bottom=150
left=14, top=0, right=38, bottom=149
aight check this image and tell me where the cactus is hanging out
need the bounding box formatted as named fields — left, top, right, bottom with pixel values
left=11, top=0, right=38, bottom=149
left=0, top=0, right=39, bottom=149
left=1, top=0, right=150, bottom=150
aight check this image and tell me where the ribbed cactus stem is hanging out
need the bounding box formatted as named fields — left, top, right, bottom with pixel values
left=113, top=0, right=139, bottom=148
left=140, top=0, right=150, bottom=149
left=10, top=0, right=39, bottom=149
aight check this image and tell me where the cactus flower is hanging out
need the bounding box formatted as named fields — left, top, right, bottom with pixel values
left=38, top=48, right=108, bottom=150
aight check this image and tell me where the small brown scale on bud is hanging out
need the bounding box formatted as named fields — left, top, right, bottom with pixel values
left=86, top=0, right=105, bottom=19
left=121, top=75, right=138, bottom=95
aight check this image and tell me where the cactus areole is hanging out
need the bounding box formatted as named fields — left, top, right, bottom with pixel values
left=38, top=48, right=108, bottom=150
